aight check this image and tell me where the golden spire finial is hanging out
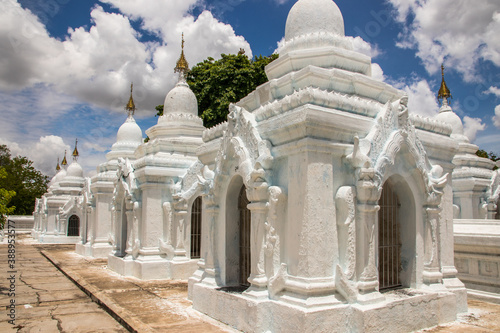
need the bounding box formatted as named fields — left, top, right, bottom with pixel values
left=61, top=151, right=68, bottom=166
left=72, top=138, right=79, bottom=161
left=174, top=33, right=189, bottom=80
left=56, top=158, right=61, bottom=171
left=437, top=64, right=452, bottom=106
left=125, top=83, right=136, bottom=116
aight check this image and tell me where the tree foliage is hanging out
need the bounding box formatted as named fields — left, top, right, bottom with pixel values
left=0, top=145, right=49, bottom=216
left=0, top=167, right=16, bottom=228
left=476, top=149, right=499, bottom=170
left=155, top=53, right=279, bottom=128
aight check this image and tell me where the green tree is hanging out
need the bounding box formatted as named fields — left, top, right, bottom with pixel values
left=476, top=149, right=499, bottom=170
left=155, top=53, right=279, bottom=128
left=0, top=167, right=16, bottom=228
left=0, top=145, right=50, bottom=216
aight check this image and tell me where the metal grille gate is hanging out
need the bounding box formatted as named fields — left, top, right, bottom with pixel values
left=190, top=196, right=202, bottom=259
left=67, top=215, right=80, bottom=236
left=238, top=186, right=251, bottom=287
left=378, top=182, right=402, bottom=290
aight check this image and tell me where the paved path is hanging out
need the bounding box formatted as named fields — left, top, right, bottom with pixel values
left=1, top=233, right=234, bottom=332
left=0, top=237, right=128, bottom=332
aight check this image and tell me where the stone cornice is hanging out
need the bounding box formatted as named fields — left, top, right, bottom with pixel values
left=238, top=65, right=403, bottom=113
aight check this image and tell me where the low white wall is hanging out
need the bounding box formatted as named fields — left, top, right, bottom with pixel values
left=6, top=215, right=35, bottom=230
left=454, top=219, right=500, bottom=303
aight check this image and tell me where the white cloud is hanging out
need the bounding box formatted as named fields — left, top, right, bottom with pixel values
left=371, top=63, right=385, bottom=82
left=0, top=135, right=70, bottom=177
left=349, top=36, right=381, bottom=59
left=388, top=0, right=500, bottom=81
left=493, top=105, right=500, bottom=129
left=274, top=36, right=285, bottom=54
left=485, top=86, right=500, bottom=97
left=0, top=84, right=80, bottom=143
left=463, top=116, right=486, bottom=142
left=395, top=79, right=439, bottom=117
left=0, top=0, right=252, bottom=115
left=0, top=0, right=253, bottom=176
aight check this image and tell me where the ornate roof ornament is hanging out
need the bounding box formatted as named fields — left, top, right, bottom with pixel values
left=437, top=64, right=452, bottom=106
left=125, top=83, right=136, bottom=117
left=61, top=150, right=68, bottom=166
left=174, top=33, right=189, bottom=81
left=72, top=138, right=79, bottom=161
left=56, top=158, right=61, bottom=171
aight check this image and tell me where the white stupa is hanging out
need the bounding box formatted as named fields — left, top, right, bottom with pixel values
left=35, top=140, right=85, bottom=244
left=433, top=66, right=496, bottom=219
left=108, top=35, right=205, bottom=279
left=76, top=84, right=143, bottom=258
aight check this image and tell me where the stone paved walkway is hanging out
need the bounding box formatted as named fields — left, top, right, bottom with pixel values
left=1, top=234, right=235, bottom=332
left=2, top=233, right=500, bottom=332
left=0, top=237, right=128, bottom=332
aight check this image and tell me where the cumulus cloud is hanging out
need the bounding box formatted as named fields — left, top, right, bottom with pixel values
left=395, top=79, right=439, bottom=117
left=388, top=0, right=500, bottom=81
left=371, top=63, right=385, bottom=82
left=349, top=36, right=381, bottom=59
left=485, top=86, right=500, bottom=97
left=0, top=0, right=252, bottom=114
left=0, top=136, right=70, bottom=177
left=463, top=116, right=486, bottom=142
left=493, top=105, right=500, bottom=129
left=0, top=0, right=253, bottom=175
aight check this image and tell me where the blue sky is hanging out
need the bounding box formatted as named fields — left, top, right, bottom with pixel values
left=0, top=0, right=499, bottom=177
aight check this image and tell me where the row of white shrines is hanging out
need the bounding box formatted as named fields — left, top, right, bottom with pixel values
left=32, top=0, right=500, bottom=332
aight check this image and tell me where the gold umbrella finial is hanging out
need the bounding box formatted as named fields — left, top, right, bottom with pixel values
left=437, top=64, right=452, bottom=106
left=174, top=33, right=189, bottom=81
left=125, top=82, right=136, bottom=116
left=61, top=150, right=68, bottom=166
left=72, top=138, right=79, bottom=161
left=56, top=158, right=61, bottom=171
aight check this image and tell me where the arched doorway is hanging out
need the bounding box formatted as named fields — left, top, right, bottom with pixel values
left=67, top=215, right=80, bottom=236
left=190, top=196, right=202, bottom=259
left=378, top=181, right=401, bottom=290
left=225, top=177, right=251, bottom=287
left=238, top=186, right=251, bottom=287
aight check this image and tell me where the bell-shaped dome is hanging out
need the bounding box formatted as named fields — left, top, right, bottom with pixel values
left=163, top=81, right=198, bottom=116
left=285, top=0, right=344, bottom=42
left=66, top=161, right=84, bottom=178
left=434, top=105, right=468, bottom=142
left=116, top=116, right=143, bottom=144
left=52, top=169, right=67, bottom=186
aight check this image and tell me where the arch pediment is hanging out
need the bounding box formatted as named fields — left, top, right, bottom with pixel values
left=211, top=104, right=274, bottom=202
left=347, top=96, right=448, bottom=201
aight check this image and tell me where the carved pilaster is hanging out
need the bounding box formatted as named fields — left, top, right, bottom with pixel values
left=174, top=210, right=188, bottom=258
left=423, top=206, right=443, bottom=285
left=203, top=197, right=219, bottom=284
left=247, top=201, right=268, bottom=289
left=355, top=170, right=384, bottom=304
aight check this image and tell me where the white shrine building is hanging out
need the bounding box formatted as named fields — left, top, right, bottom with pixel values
left=75, top=85, right=143, bottom=258
left=107, top=38, right=206, bottom=279
left=31, top=0, right=500, bottom=330
left=33, top=141, right=85, bottom=244
left=186, top=0, right=470, bottom=331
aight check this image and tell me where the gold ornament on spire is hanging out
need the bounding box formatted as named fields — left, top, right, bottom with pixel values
left=437, top=64, right=452, bottom=106
left=56, top=158, right=61, bottom=171
left=61, top=151, right=68, bottom=166
left=125, top=83, right=136, bottom=116
left=174, top=33, right=189, bottom=80
left=72, top=138, right=79, bottom=161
